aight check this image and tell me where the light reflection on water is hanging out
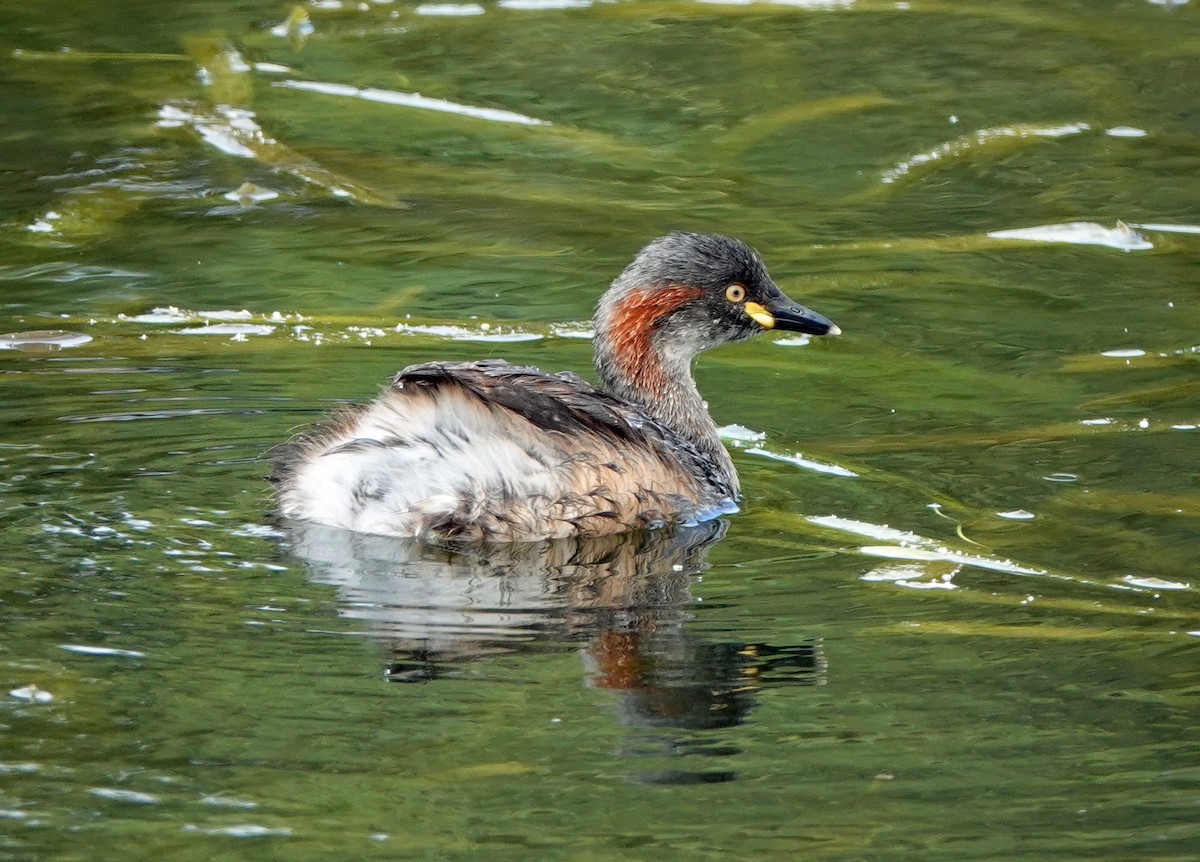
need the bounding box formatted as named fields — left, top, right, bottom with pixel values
left=287, top=521, right=826, bottom=784
left=1, top=0, right=1199, bottom=857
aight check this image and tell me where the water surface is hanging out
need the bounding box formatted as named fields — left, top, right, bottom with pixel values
left=1, top=1, right=1198, bottom=859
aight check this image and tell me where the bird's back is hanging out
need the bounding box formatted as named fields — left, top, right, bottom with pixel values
left=271, top=360, right=738, bottom=542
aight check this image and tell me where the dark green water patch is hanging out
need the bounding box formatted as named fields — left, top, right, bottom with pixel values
left=2, top=0, right=1199, bottom=859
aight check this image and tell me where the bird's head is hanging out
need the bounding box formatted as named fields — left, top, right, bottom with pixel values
left=594, top=232, right=839, bottom=396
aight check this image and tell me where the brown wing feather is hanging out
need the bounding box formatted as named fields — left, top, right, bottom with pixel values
left=272, top=360, right=736, bottom=541
left=395, top=360, right=658, bottom=448
left=392, top=359, right=730, bottom=491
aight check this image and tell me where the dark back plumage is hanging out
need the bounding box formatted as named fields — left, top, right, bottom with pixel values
left=272, top=360, right=738, bottom=542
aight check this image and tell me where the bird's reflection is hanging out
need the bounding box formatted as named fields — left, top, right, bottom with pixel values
left=284, top=520, right=825, bottom=784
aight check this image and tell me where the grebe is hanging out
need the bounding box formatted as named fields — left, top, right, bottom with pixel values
left=272, top=233, right=839, bottom=542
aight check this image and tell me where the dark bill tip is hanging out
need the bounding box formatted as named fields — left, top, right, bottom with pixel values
left=763, top=297, right=840, bottom=336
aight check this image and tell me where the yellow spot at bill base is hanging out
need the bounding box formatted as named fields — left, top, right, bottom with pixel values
left=744, top=301, right=775, bottom=329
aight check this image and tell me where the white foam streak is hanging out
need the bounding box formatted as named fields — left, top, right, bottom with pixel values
left=157, top=104, right=263, bottom=159
left=89, top=788, right=159, bottom=804
left=698, top=0, right=854, bottom=6
left=746, top=447, right=858, bottom=477
left=8, top=686, right=52, bottom=703
left=1123, top=575, right=1189, bottom=590
left=806, top=515, right=922, bottom=544
left=883, top=123, right=1090, bottom=184
left=60, top=644, right=146, bottom=658
left=499, top=0, right=592, bottom=7
left=276, top=79, right=549, bottom=125
left=717, top=424, right=767, bottom=443
left=858, top=544, right=1045, bottom=576
left=549, top=322, right=594, bottom=339
left=996, top=509, right=1035, bottom=520
left=177, top=323, right=276, bottom=336
left=0, top=331, right=92, bottom=350
left=393, top=323, right=542, bottom=342
left=807, top=514, right=1045, bottom=576
left=998, top=509, right=1036, bottom=523
left=987, top=221, right=1152, bottom=251
left=1129, top=222, right=1200, bottom=234
left=415, top=2, right=484, bottom=13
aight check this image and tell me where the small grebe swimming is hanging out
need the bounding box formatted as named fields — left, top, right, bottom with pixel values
left=272, top=232, right=839, bottom=542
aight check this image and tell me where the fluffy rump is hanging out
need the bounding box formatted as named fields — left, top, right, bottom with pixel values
left=271, top=361, right=730, bottom=542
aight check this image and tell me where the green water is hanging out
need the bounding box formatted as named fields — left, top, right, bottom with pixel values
left=2, top=0, right=1198, bottom=859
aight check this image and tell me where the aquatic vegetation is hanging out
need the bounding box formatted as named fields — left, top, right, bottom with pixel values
left=877, top=122, right=1092, bottom=190
left=155, top=100, right=399, bottom=206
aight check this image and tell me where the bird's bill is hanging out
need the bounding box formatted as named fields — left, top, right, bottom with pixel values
left=745, top=296, right=841, bottom=336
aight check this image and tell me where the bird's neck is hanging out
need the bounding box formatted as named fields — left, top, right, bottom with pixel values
left=592, top=288, right=736, bottom=487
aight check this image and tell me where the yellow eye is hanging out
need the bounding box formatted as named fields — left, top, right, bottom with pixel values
left=725, top=284, right=746, bottom=303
